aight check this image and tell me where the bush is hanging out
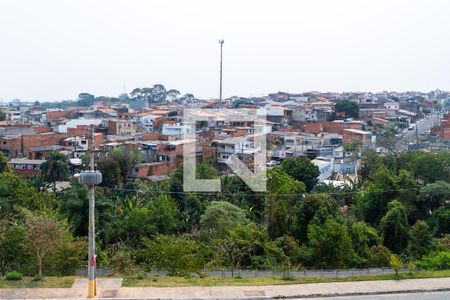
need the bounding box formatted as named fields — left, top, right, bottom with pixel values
left=143, top=235, right=208, bottom=276
left=32, top=274, right=43, bottom=281
left=390, top=255, right=404, bottom=277
left=110, top=244, right=137, bottom=275
left=5, top=271, right=23, bottom=281
left=407, top=261, right=415, bottom=275
left=367, top=245, right=391, bottom=267
left=419, top=250, right=450, bottom=270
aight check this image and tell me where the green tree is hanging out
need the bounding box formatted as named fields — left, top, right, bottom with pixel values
left=281, top=156, right=320, bottom=191
left=355, top=168, right=418, bottom=225
left=419, top=181, right=450, bottom=215
left=25, top=214, right=65, bottom=276
left=380, top=200, right=409, bottom=253
left=0, top=221, right=27, bottom=275
left=40, top=151, right=68, bottom=191
left=169, top=163, right=218, bottom=231
left=360, top=150, right=383, bottom=180
left=77, top=93, right=95, bottom=106
left=0, top=151, right=11, bottom=173
left=0, top=172, right=57, bottom=219
left=143, top=235, right=208, bottom=276
left=378, top=125, right=401, bottom=175
left=349, top=221, right=380, bottom=262
left=265, top=167, right=306, bottom=239
left=166, top=89, right=180, bottom=102
left=0, top=108, right=6, bottom=121
left=59, top=180, right=114, bottom=240
left=108, top=243, right=137, bottom=275
left=367, top=245, right=392, bottom=267
left=214, top=223, right=286, bottom=274
left=199, top=201, right=248, bottom=240
left=120, top=195, right=178, bottom=247
left=434, top=206, right=450, bottom=237
left=390, top=254, right=404, bottom=276
left=301, top=218, right=355, bottom=268
left=408, top=220, right=434, bottom=259
left=214, top=227, right=254, bottom=276
left=419, top=250, right=450, bottom=270
left=292, top=193, right=337, bottom=242
left=398, top=151, right=450, bottom=183
left=49, top=237, right=87, bottom=276
left=220, top=175, right=265, bottom=221
left=335, top=100, right=359, bottom=119
left=131, top=84, right=168, bottom=104
left=97, top=148, right=141, bottom=188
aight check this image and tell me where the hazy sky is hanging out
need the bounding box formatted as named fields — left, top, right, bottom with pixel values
left=1, top=0, right=450, bottom=101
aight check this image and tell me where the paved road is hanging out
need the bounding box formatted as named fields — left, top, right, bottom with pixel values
left=304, top=291, right=450, bottom=299
left=396, top=115, right=436, bottom=150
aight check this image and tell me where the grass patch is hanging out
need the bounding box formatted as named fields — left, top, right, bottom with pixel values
left=0, top=276, right=75, bottom=288
left=123, top=270, right=450, bottom=287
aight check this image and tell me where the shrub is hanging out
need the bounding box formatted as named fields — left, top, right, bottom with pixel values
left=5, top=271, right=23, bottom=281
left=143, top=235, right=209, bottom=276
left=418, top=250, right=450, bottom=270
left=110, top=245, right=137, bottom=275
left=389, top=255, right=404, bottom=277
left=367, top=245, right=392, bottom=267
left=407, top=261, right=415, bottom=275
left=32, top=274, right=43, bottom=281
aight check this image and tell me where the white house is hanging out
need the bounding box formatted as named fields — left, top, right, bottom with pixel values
left=56, top=119, right=103, bottom=133
left=215, top=136, right=256, bottom=163
left=134, top=113, right=157, bottom=133
left=384, top=102, right=399, bottom=110
left=161, top=123, right=191, bottom=136
left=312, top=157, right=334, bottom=181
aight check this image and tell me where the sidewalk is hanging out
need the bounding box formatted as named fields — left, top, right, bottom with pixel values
left=0, top=277, right=449, bottom=299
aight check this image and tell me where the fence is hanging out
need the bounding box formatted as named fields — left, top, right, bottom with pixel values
left=77, top=267, right=409, bottom=279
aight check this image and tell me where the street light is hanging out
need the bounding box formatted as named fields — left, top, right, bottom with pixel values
left=78, top=126, right=102, bottom=298
left=219, top=39, right=224, bottom=107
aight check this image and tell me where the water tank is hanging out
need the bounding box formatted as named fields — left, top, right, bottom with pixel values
left=78, top=171, right=102, bottom=186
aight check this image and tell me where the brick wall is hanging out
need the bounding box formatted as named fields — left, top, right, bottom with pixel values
left=45, top=109, right=78, bottom=121
left=33, top=126, right=53, bottom=134
left=305, top=122, right=362, bottom=135
left=0, top=136, right=22, bottom=157
left=142, top=133, right=162, bottom=140
left=67, top=126, right=104, bottom=148
left=1, top=133, right=70, bottom=158
left=444, top=129, right=450, bottom=140
left=135, top=162, right=172, bottom=177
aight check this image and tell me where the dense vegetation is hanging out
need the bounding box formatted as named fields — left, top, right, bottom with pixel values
left=0, top=150, right=449, bottom=277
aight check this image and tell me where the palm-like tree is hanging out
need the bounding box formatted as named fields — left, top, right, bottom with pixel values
left=40, top=151, right=68, bottom=191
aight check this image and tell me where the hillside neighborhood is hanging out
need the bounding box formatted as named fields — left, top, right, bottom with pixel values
left=1, top=89, right=449, bottom=185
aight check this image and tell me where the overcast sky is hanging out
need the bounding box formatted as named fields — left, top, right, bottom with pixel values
left=1, top=0, right=450, bottom=101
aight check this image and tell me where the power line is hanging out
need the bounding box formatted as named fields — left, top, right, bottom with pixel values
left=99, top=185, right=422, bottom=198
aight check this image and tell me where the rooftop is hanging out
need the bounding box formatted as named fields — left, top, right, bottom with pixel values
left=9, top=158, right=46, bottom=165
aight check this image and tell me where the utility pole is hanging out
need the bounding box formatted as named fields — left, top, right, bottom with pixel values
left=219, top=39, right=224, bottom=107
left=79, top=126, right=102, bottom=298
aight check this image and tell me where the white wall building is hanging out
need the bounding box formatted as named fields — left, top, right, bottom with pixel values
left=56, top=119, right=103, bottom=133
left=161, top=123, right=191, bottom=136
left=312, top=157, right=335, bottom=181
